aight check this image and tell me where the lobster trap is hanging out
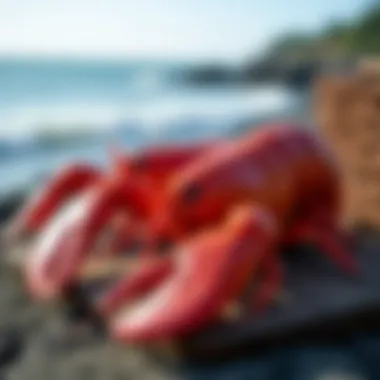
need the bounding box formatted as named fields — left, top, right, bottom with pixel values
left=314, top=64, right=380, bottom=230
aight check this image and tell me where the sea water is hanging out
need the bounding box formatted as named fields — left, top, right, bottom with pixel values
left=0, top=58, right=303, bottom=196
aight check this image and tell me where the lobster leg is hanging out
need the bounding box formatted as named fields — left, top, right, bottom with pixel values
left=285, top=211, right=358, bottom=276
left=109, top=204, right=277, bottom=342
left=96, top=257, right=173, bottom=316
left=7, top=164, right=102, bottom=241
left=307, top=226, right=358, bottom=275
left=251, top=251, right=284, bottom=313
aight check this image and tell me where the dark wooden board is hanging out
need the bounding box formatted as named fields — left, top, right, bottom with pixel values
left=160, top=230, right=380, bottom=362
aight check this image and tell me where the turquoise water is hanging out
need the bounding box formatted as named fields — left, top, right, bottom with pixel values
left=0, top=58, right=181, bottom=138
left=0, top=59, right=299, bottom=138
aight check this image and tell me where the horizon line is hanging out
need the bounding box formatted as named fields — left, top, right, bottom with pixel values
left=0, top=51, right=252, bottom=66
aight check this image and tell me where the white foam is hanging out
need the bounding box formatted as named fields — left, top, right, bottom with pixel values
left=1, top=85, right=297, bottom=138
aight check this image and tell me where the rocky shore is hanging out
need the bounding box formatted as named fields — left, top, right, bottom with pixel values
left=178, top=55, right=360, bottom=90
left=0, top=194, right=180, bottom=380
left=0, top=191, right=379, bottom=380
left=180, top=60, right=322, bottom=89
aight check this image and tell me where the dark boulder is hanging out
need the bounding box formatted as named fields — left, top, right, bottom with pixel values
left=0, top=328, right=24, bottom=368
left=0, top=192, right=25, bottom=224
left=180, top=65, right=239, bottom=86
left=242, top=59, right=321, bottom=88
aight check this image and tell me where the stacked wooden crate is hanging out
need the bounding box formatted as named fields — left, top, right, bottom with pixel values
left=314, top=65, right=380, bottom=228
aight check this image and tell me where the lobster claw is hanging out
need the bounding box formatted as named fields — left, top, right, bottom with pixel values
left=25, top=178, right=154, bottom=300
left=109, top=204, right=277, bottom=342
left=97, top=257, right=173, bottom=316
left=25, top=190, right=96, bottom=299
left=6, top=164, right=101, bottom=242
left=25, top=191, right=91, bottom=298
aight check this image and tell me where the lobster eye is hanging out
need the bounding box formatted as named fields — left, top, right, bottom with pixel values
left=182, top=183, right=202, bottom=204
left=157, top=237, right=173, bottom=253
left=130, top=156, right=146, bottom=172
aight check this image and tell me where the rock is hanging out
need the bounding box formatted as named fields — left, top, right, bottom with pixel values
left=0, top=328, right=23, bottom=368
left=180, top=65, right=239, bottom=86
left=242, top=59, right=321, bottom=88
left=0, top=192, right=25, bottom=225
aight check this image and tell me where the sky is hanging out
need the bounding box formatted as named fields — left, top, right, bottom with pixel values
left=0, top=0, right=377, bottom=63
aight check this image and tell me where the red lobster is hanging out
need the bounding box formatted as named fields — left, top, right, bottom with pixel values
left=102, top=123, right=358, bottom=342
left=23, top=123, right=357, bottom=342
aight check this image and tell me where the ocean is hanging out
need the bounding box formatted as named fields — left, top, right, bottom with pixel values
left=0, top=58, right=303, bottom=196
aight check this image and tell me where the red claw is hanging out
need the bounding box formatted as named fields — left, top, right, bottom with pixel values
left=25, top=191, right=95, bottom=299
left=7, top=164, right=101, bottom=241
left=25, top=178, right=155, bottom=299
left=109, top=205, right=277, bottom=342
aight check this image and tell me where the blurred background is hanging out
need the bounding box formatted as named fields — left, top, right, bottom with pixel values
left=1, top=0, right=379, bottom=197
